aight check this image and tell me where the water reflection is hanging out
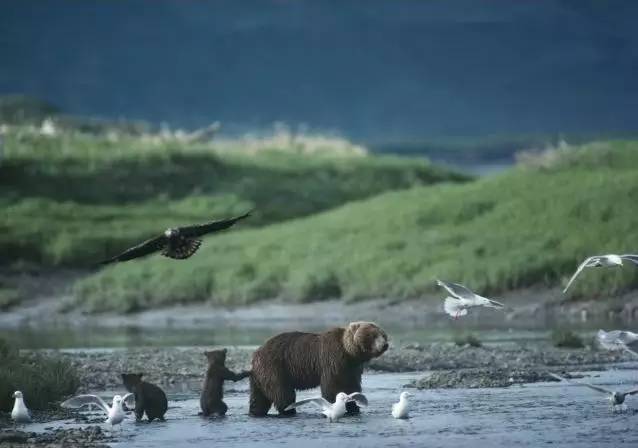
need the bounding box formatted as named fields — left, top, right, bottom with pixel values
left=0, top=316, right=630, bottom=350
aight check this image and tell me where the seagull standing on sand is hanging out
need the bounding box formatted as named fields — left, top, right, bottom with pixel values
left=549, top=372, right=638, bottom=412
left=11, top=391, right=31, bottom=426
left=391, top=392, right=412, bottom=419
left=62, top=394, right=135, bottom=429
left=284, top=392, right=368, bottom=422
left=99, top=211, right=251, bottom=264
left=597, top=329, right=638, bottom=357
left=562, top=254, right=638, bottom=293
left=436, top=280, right=505, bottom=319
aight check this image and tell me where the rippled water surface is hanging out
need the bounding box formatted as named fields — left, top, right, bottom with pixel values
left=26, top=370, right=638, bottom=447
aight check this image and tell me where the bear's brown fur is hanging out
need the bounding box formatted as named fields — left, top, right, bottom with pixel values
left=249, top=321, right=388, bottom=417
left=121, top=373, right=168, bottom=422
left=200, top=349, right=251, bottom=417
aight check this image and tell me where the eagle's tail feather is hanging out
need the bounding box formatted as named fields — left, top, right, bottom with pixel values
left=163, top=238, right=202, bottom=260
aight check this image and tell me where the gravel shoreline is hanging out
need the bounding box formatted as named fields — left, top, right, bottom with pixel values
left=0, top=427, right=109, bottom=447
left=52, top=341, right=637, bottom=392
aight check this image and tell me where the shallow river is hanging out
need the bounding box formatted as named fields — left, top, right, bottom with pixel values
left=25, top=369, right=638, bottom=448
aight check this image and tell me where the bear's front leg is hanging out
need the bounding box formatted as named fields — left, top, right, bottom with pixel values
left=321, top=375, right=362, bottom=415
left=249, top=377, right=273, bottom=417
left=274, top=386, right=296, bottom=417
left=134, top=393, right=145, bottom=421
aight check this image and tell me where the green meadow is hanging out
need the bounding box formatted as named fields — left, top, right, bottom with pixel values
left=71, top=140, right=638, bottom=312
left=0, top=131, right=465, bottom=267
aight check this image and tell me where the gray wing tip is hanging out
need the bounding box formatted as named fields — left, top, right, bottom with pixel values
left=548, top=372, right=565, bottom=382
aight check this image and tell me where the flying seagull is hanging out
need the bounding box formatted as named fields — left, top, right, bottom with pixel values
left=62, top=394, right=135, bottom=428
left=436, top=279, right=504, bottom=319
left=99, top=211, right=251, bottom=264
left=596, top=329, right=638, bottom=358
left=11, top=391, right=31, bottom=427
left=284, top=392, right=368, bottom=422
left=562, top=254, right=638, bottom=293
left=549, top=372, right=638, bottom=412
left=391, top=391, right=412, bottom=419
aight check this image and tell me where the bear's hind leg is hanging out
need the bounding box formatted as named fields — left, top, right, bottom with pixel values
left=272, top=382, right=296, bottom=417
left=249, top=377, right=272, bottom=417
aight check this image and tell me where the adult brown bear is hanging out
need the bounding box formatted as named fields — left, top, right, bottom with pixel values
left=249, top=321, right=388, bottom=416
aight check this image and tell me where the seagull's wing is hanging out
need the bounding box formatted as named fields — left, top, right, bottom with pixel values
left=436, top=280, right=475, bottom=300
left=98, top=235, right=167, bottom=265
left=624, top=388, right=638, bottom=396
left=622, top=344, right=638, bottom=358
left=61, top=395, right=110, bottom=414
left=617, top=331, right=638, bottom=345
left=347, top=392, right=368, bottom=407
left=620, top=254, right=638, bottom=265
left=563, top=257, right=595, bottom=293
left=178, top=211, right=251, bottom=238
left=549, top=372, right=614, bottom=395
left=284, top=397, right=331, bottom=411
left=577, top=382, right=615, bottom=395
left=482, top=297, right=505, bottom=309
left=122, top=393, right=135, bottom=408
left=443, top=297, right=468, bottom=317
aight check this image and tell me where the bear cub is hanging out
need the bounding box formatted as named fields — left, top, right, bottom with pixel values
left=200, top=348, right=251, bottom=416
left=121, top=373, right=168, bottom=422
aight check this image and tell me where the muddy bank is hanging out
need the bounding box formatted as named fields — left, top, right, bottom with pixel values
left=50, top=341, right=637, bottom=393
left=373, top=341, right=637, bottom=389
left=2, top=269, right=638, bottom=330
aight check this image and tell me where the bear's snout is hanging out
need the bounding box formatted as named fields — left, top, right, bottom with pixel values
left=373, top=334, right=389, bottom=355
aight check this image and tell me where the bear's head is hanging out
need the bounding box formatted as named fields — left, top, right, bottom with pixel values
left=205, top=348, right=227, bottom=366
left=342, top=321, right=389, bottom=361
left=121, top=373, right=143, bottom=392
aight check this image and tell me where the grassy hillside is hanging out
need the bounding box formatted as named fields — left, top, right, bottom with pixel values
left=0, top=131, right=465, bottom=266
left=73, top=141, right=638, bottom=312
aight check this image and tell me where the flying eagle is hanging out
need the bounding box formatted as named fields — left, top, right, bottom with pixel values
left=99, top=211, right=251, bottom=265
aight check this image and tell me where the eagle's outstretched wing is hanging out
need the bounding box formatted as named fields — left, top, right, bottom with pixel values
left=99, top=235, right=167, bottom=265
left=178, top=211, right=251, bottom=238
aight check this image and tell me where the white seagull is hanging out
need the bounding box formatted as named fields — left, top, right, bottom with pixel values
left=391, top=391, right=412, bottom=419
left=596, top=329, right=638, bottom=357
left=436, top=279, right=504, bottom=319
left=549, top=372, right=638, bottom=412
left=61, top=394, right=135, bottom=429
left=563, top=254, right=638, bottom=293
left=284, top=392, right=368, bottom=422
left=11, top=391, right=31, bottom=426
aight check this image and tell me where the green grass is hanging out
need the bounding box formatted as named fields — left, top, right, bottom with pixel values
left=73, top=141, right=638, bottom=312
left=453, top=334, right=482, bottom=348
left=0, top=339, right=80, bottom=411
left=0, top=131, right=466, bottom=266
left=0, top=288, right=22, bottom=311
left=550, top=329, right=585, bottom=349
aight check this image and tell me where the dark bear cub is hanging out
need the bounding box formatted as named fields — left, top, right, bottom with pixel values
left=121, top=373, right=168, bottom=422
left=200, top=348, right=250, bottom=416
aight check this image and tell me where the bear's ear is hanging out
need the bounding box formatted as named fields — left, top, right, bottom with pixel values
left=222, top=348, right=228, bottom=354
left=137, top=373, right=144, bottom=379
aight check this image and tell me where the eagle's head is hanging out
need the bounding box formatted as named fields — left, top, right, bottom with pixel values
left=164, top=228, right=179, bottom=238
